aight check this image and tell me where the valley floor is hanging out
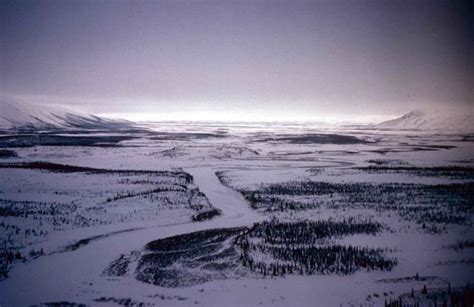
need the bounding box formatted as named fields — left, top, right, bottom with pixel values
left=0, top=122, right=473, bottom=306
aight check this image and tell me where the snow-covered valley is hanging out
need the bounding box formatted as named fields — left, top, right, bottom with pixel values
left=0, top=102, right=473, bottom=306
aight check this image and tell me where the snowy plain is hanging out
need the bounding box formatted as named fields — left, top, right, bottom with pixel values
left=0, top=101, right=473, bottom=306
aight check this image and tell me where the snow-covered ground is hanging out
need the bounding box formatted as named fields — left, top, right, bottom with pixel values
left=0, top=107, right=473, bottom=306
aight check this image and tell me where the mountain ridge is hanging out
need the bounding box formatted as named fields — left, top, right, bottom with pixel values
left=376, top=108, right=474, bottom=132
left=0, top=97, right=132, bottom=131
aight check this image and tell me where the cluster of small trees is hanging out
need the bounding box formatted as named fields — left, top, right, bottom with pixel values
left=237, top=242, right=396, bottom=277
left=0, top=198, right=89, bottom=231
left=385, top=283, right=474, bottom=307
left=235, top=219, right=395, bottom=277
left=247, top=218, right=381, bottom=245
left=0, top=162, right=194, bottom=188
left=1, top=249, right=23, bottom=264
left=241, top=180, right=473, bottom=226
left=359, top=165, right=474, bottom=180
left=242, top=193, right=318, bottom=211
left=404, top=207, right=467, bottom=226
left=0, top=149, right=17, bottom=158
left=0, top=249, right=23, bottom=279
left=1, top=245, right=46, bottom=279
left=244, top=181, right=473, bottom=205
left=116, top=178, right=175, bottom=185
left=105, top=185, right=187, bottom=203
left=0, top=199, right=76, bottom=219
left=450, top=240, right=474, bottom=251
left=192, top=208, right=220, bottom=221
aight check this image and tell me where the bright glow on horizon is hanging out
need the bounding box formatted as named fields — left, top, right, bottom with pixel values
left=98, top=111, right=391, bottom=124
left=3, top=94, right=407, bottom=124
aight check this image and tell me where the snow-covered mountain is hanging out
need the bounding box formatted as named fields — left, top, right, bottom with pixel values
left=0, top=97, right=132, bottom=131
left=376, top=109, right=474, bottom=132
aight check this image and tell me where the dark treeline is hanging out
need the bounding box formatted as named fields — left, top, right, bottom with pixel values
left=235, top=219, right=396, bottom=277
left=241, top=181, right=473, bottom=226
left=245, top=181, right=473, bottom=206
left=385, top=284, right=474, bottom=307
left=1, top=247, right=44, bottom=279
left=192, top=208, right=221, bottom=221
left=105, top=185, right=187, bottom=203
left=358, top=165, right=474, bottom=180
left=237, top=242, right=396, bottom=277
left=0, top=134, right=134, bottom=148
left=255, top=133, right=371, bottom=145
left=241, top=245, right=397, bottom=276
left=0, top=161, right=193, bottom=183
left=248, top=218, right=382, bottom=245
left=0, top=199, right=76, bottom=218
left=243, top=194, right=319, bottom=211
left=446, top=240, right=474, bottom=251
left=0, top=249, right=22, bottom=279
left=0, top=149, right=17, bottom=158
left=145, top=227, right=245, bottom=252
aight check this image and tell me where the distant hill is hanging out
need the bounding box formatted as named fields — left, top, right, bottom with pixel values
left=0, top=97, right=132, bottom=131
left=376, top=109, right=474, bottom=132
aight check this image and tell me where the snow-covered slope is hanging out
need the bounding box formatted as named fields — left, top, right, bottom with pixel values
left=376, top=109, right=474, bottom=132
left=0, top=97, right=131, bottom=131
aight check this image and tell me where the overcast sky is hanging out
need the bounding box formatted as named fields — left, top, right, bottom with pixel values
left=1, top=0, right=472, bottom=121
